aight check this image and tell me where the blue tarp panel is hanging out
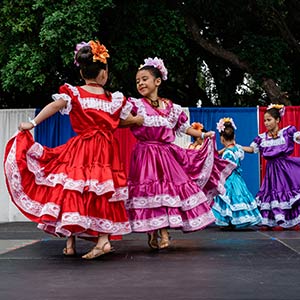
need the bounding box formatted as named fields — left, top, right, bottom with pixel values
left=189, top=107, right=259, bottom=196
left=34, top=109, right=76, bottom=147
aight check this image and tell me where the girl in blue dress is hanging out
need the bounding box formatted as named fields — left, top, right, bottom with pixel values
left=212, top=118, right=262, bottom=229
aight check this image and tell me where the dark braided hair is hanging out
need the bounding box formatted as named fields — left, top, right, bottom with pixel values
left=220, top=122, right=235, bottom=141
left=76, top=46, right=107, bottom=79
left=265, top=107, right=281, bottom=121
left=75, top=45, right=110, bottom=98
left=138, top=65, right=163, bottom=80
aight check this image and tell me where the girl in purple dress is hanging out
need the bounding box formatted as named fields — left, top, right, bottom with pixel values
left=123, top=57, right=235, bottom=249
left=243, top=104, right=300, bottom=230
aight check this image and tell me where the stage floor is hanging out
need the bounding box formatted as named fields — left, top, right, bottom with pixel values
left=0, top=222, right=299, bottom=300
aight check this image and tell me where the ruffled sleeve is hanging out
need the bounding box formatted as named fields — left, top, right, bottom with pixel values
left=235, top=144, right=245, bottom=160
left=174, top=104, right=190, bottom=136
left=286, top=125, right=300, bottom=144
left=250, top=135, right=261, bottom=153
left=127, top=97, right=139, bottom=115
left=222, top=150, right=236, bottom=164
left=120, top=98, right=133, bottom=120
left=51, top=84, right=72, bottom=115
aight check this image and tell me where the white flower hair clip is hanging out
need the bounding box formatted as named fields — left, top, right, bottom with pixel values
left=216, top=117, right=237, bottom=133
left=140, top=57, right=168, bottom=80
left=267, top=103, right=285, bottom=117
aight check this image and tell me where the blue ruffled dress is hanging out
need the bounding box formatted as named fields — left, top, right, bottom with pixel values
left=212, top=145, right=262, bottom=228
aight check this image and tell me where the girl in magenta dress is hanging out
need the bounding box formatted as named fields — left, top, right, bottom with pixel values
left=4, top=40, right=143, bottom=259
left=243, top=104, right=300, bottom=230
left=124, top=57, right=235, bottom=249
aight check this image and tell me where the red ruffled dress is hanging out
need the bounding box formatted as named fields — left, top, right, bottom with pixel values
left=4, top=83, right=133, bottom=238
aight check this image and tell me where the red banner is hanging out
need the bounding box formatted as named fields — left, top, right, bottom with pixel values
left=258, top=106, right=300, bottom=182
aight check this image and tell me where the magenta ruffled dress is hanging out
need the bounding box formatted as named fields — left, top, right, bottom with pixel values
left=126, top=98, right=235, bottom=232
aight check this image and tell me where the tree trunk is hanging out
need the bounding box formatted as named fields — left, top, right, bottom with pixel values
left=261, top=78, right=292, bottom=105
left=182, top=13, right=291, bottom=106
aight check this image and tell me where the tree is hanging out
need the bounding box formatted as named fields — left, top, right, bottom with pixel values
left=170, top=0, right=300, bottom=105
left=1, top=0, right=300, bottom=108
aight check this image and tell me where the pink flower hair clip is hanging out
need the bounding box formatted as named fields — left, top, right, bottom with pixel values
left=74, top=41, right=90, bottom=66
left=216, top=117, right=237, bottom=133
left=267, top=103, right=285, bottom=117
left=140, top=57, right=168, bottom=80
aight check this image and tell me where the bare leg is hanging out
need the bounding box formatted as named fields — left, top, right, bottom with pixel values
left=82, top=234, right=112, bottom=259
left=147, top=230, right=159, bottom=249
left=63, top=236, right=76, bottom=256
left=159, top=228, right=170, bottom=249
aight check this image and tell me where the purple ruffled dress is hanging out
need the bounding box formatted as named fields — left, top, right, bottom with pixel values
left=126, top=97, right=235, bottom=232
left=251, top=125, right=300, bottom=228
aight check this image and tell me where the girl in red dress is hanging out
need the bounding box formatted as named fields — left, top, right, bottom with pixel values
left=4, top=40, right=143, bottom=259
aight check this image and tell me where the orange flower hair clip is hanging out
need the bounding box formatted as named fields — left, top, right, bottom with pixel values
left=191, top=122, right=204, bottom=132
left=89, top=40, right=110, bottom=64
left=74, top=40, right=110, bottom=66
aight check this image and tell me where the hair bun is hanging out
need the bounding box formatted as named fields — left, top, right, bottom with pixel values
left=76, top=46, right=93, bottom=66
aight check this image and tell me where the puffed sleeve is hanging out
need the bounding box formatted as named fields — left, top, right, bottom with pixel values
left=51, top=84, right=72, bottom=115
left=250, top=135, right=261, bottom=153
left=119, top=96, right=133, bottom=120
left=222, top=150, right=236, bottom=164
left=174, top=104, right=190, bottom=136
left=286, top=125, right=300, bottom=144
left=127, top=97, right=139, bottom=116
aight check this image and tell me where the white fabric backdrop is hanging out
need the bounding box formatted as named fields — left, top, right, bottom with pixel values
left=0, top=109, right=35, bottom=222
left=174, top=107, right=192, bottom=148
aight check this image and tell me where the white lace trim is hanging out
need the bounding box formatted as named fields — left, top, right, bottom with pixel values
left=24, top=141, right=126, bottom=197
left=120, top=101, right=133, bottom=120
left=196, top=139, right=214, bottom=188
left=257, top=127, right=289, bottom=148
left=213, top=198, right=259, bottom=212
left=53, top=85, right=125, bottom=116
left=126, top=194, right=181, bottom=210
left=5, top=138, right=56, bottom=217
left=129, top=210, right=215, bottom=232
left=215, top=214, right=262, bottom=226
left=261, top=214, right=300, bottom=228
left=176, top=121, right=190, bottom=137
left=250, top=141, right=259, bottom=153
left=109, top=187, right=128, bottom=202
left=294, top=131, right=300, bottom=144
left=37, top=213, right=131, bottom=236
left=5, top=138, right=131, bottom=236
left=129, top=98, right=184, bottom=129
left=125, top=190, right=207, bottom=211
left=52, top=93, right=72, bottom=115
left=257, top=194, right=300, bottom=210
left=226, top=146, right=244, bottom=161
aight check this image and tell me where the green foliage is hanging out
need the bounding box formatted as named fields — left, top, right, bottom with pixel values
left=1, top=43, right=46, bottom=92
left=238, top=34, right=292, bottom=90
left=105, top=1, right=189, bottom=100
left=0, top=0, right=114, bottom=105
left=0, top=0, right=300, bottom=107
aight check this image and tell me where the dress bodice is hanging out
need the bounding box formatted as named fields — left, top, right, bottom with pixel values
left=250, top=126, right=300, bottom=160
left=52, top=84, right=132, bottom=135
left=128, top=97, right=190, bottom=143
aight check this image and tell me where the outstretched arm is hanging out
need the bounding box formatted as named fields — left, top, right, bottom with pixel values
left=242, top=146, right=255, bottom=153
left=119, top=113, right=144, bottom=127
left=186, top=127, right=215, bottom=139
left=18, top=99, right=67, bottom=131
